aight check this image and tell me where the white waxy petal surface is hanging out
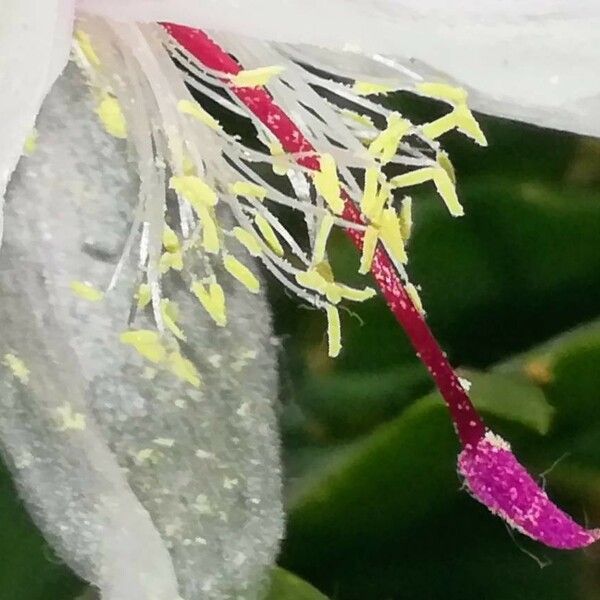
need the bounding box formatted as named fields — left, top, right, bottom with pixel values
left=77, top=0, right=600, bottom=136
left=0, top=64, right=283, bottom=600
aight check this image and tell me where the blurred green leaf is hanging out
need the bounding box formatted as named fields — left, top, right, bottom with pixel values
left=265, top=567, right=329, bottom=600
left=461, top=369, right=554, bottom=435
left=0, top=462, right=83, bottom=600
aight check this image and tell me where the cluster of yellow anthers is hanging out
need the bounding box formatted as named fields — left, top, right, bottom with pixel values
left=68, top=28, right=485, bottom=388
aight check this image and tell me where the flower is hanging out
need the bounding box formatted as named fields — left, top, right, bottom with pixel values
left=2, top=3, right=600, bottom=599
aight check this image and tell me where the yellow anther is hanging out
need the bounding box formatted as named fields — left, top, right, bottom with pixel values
left=368, top=112, right=411, bottom=164
left=422, top=104, right=487, bottom=146
left=120, top=330, right=167, bottom=364
left=177, top=99, right=221, bottom=131
left=136, top=284, right=152, bottom=310
left=267, top=140, right=289, bottom=176
left=416, top=82, right=468, bottom=105
left=23, top=129, right=38, bottom=156
left=391, top=166, right=462, bottom=217
left=167, top=351, right=201, bottom=388
left=74, top=30, right=101, bottom=67
left=159, top=250, right=184, bottom=273
left=313, top=154, right=344, bottom=214
left=296, top=263, right=374, bottom=305
left=56, top=404, right=86, bottom=431
left=191, top=281, right=227, bottom=327
left=405, top=282, right=424, bottom=314
left=380, top=207, right=408, bottom=264
left=341, top=109, right=375, bottom=128
left=229, top=181, right=267, bottom=200
left=359, top=225, right=379, bottom=274
left=231, top=66, right=285, bottom=87
left=399, top=197, right=413, bottom=241
left=223, top=255, right=260, bottom=294
left=336, top=285, right=376, bottom=302
left=162, top=225, right=180, bottom=253
left=313, top=214, right=335, bottom=264
left=97, top=93, right=127, bottom=139
left=432, top=168, right=463, bottom=216
left=361, top=167, right=380, bottom=220
left=69, top=281, right=104, bottom=302
left=254, top=214, right=284, bottom=256
left=326, top=305, right=342, bottom=358
left=2, top=353, right=29, bottom=385
left=437, top=151, right=456, bottom=184
left=421, top=112, right=457, bottom=140
left=169, top=175, right=218, bottom=209
left=390, top=167, right=437, bottom=189
left=232, top=227, right=262, bottom=257
left=160, top=299, right=185, bottom=340
left=452, top=104, right=487, bottom=146
left=198, top=206, right=220, bottom=254
left=359, top=204, right=407, bottom=273
left=353, top=81, right=395, bottom=96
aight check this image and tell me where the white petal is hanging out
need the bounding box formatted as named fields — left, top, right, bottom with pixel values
left=2, top=61, right=283, bottom=600
left=77, top=0, right=600, bottom=136
left=0, top=0, right=74, bottom=209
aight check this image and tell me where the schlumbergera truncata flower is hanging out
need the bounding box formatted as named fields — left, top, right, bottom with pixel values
left=2, top=1, right=600, bottom=599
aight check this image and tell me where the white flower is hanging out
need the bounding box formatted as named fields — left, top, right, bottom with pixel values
left=1, top=2, right=599, bottom=599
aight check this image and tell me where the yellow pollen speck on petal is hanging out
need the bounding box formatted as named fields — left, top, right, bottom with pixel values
left=191, top=281, right=227, bottom=327
left=368, top=113, right=411, bottom=164
left=136, top=448, right=158, bottom=464
left=223, top=255, right=260, bottom=294
left=326, top=305, right=342, bottom=358
left=313, top=154, right=344, bottom=214
left=405, top=282, right=424, bottom=314
left=162, top=225, right=180, bottom=253
left=254, top=214, right=284, bottom=256
left=432, top=168, right=463, bottom=216
left=75, top=30, right=101, bottom=67
left=56, top=404, right=86, bottom=431
left=177, top=99, right=221, bottom=131
left=416, top=82, right=468, bottom=105
left=136, top=284, right=152, bottom=310
left=353, top=81, right=395, bottom=96
left=69, top=280, right=104, bottom=302
left=169, top=175, right=218, bottom=209
left=313, top=214, right=335, bottom=264
left=167, top=351, right=201, bottom=388
left=153, top=438, right=175, bottom=448
left=97, top=93, right=127, bottom=139
left=359, top=225, right=379, bottom=274
left=23, top=129, right=38, bottom=156
left=231, top=66, right=285, bottom=87
left=232, top=227, right=262, bottom=257
left=229, top=181, right=267, bottom=200
left=159, top=250, right=184, bottom=273
left=3, top=353, right=29, bottom=384
left=160, top=300, right=186, bottom=340
left=120, top=330, right=167, bottom=364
